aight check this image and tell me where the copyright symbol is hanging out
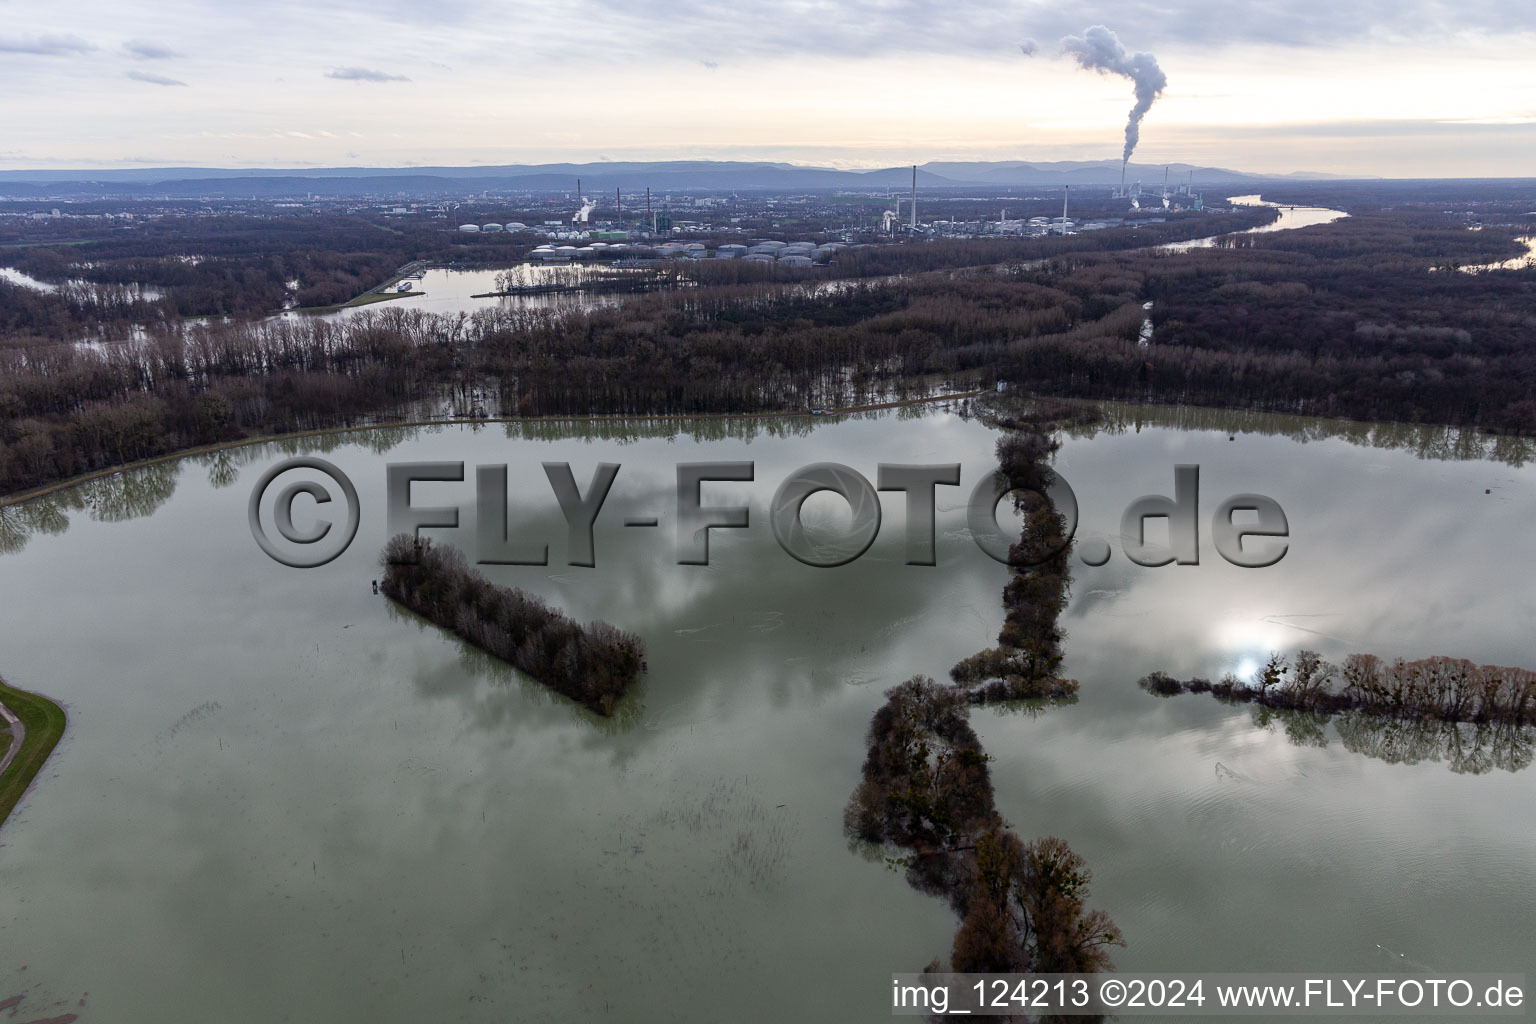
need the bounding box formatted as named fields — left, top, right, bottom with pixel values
left=247, top=457, right=360, bottom=568
left=1100, top=979, right=1127, bottom=1007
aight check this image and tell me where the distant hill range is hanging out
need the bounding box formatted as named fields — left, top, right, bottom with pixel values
left=0, top=159, right=1359, bottom=198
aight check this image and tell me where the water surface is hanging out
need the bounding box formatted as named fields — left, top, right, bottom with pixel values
left=0, top=405, right=1531, bottom=1020
left=1161, top=194, right=1349, bottom=251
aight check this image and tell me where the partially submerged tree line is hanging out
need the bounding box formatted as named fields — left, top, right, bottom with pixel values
left=844, top=677, right=1123, bottom=976
left=948, top=401, right=1101, bottom=704
left=845, top=400, right=1121, bottom=983
left=1139, top=650, right=1536, bottom=726
left=378, top=534, right=644, bottom=716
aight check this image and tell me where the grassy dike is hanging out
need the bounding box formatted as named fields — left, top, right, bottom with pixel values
left=0, top=677, right=67, bottom=830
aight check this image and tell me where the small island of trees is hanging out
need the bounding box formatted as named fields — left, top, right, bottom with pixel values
left=379, top=534, right=644, bottom=716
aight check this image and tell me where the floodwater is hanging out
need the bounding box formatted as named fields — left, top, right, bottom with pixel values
left=1161, top=194, right=1349, bottom=251
left=0, top=266, right=165, bottom=301
left=281, top=263, right=645, bottom=323
left=0, top=267, right=58, bottom=292
left=1458, top=236, right=1536, bottom=273
left=0, top=405, right=1532, bottom=1021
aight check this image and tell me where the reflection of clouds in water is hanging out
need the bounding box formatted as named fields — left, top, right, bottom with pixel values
left=649, top=775, right=798, bottom=891
left=747, top=611, right=783, bottom=634
left=4, top=405, right=1536, bottom=1010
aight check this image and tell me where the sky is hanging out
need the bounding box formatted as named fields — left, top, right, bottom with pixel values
left=0, top=0, right=1532, bottom=177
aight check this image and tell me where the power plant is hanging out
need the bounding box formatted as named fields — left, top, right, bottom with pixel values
left=571, top=179, right=595, bottom=224
left=450, top=155, right=1217, bottom=247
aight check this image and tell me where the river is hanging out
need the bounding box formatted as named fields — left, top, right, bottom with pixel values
left=1159, top=194, right=1349, bottom=251
left=0, top=404, right=1530, bottom=1021
left=276, top=263, right=649, bottom=323
left=1458, top=236, right=1536, bottom=273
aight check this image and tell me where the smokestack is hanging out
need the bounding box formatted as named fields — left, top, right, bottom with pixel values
left=577, top=178, right=582, bottom=203
left=1062, top=185, right=1069, bottom=235
left=617, top=187, right=621, bottom=222
left=647, top=187, right=653, bottom=234
left=910, top=165, right=917, bottom=229
left=1059, top=26, right=1167, bottom=165
left=1120, top=160, right=1126, bottom=194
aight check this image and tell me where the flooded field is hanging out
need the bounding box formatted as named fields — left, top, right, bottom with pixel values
left=0, top=405, right=1531, bottom=1020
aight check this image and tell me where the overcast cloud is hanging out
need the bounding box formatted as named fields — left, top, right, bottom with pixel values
left=126, top=70, right=188, bottom=86
left=123, top=39, right=182, bottom=59
left=325, top=66, right=410, bottom=83
left=0, top=0, right=1530, bottom=175
left=0, top=32, right=95, bottom=55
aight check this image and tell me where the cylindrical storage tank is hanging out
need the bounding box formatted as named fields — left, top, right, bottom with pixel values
left=482, top=223, right=504, bottom=232
left=458, top=224, right=481, bottom=233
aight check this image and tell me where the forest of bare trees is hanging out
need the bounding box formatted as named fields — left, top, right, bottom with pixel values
left=2, top=205, right=1533, bottom=502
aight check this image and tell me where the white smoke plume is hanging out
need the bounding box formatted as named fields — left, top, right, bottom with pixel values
left=1057, top=25, right=1166, bottom=164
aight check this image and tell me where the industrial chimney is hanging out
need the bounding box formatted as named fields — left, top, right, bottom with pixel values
left=910, top=165, right=917, bottom=230
left=1061, top=185, right=1069, bottom=235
